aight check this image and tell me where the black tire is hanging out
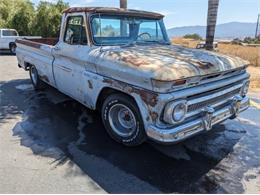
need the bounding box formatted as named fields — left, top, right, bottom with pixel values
left=9, top=43, right=16, bottom=55
left=101, top=93, right=146, bottom=146
left=29, top=65, right=45, bottom=90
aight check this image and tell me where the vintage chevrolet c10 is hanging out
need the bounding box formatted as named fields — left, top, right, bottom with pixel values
left=16, top=7, right=250, bottom=146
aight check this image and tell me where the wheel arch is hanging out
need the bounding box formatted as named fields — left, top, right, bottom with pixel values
left=9, top=42, right=16, bottom=48
left=96, top=87, right=137, bottom=111
left=24, top=61, right=32, bottom=71
left=95, top=86, right=151, bottom=129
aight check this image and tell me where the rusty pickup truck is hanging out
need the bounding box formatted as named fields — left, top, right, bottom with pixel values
left=16, top=7, right=250, bottom=146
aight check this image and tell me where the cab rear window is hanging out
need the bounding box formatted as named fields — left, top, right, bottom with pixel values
left=2, top=30, right=18, bottom=36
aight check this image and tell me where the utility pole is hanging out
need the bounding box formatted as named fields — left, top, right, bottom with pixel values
left=205, top=0, right=220, bottom=50
left=255, top=14, right=260, bottom=38
left=120, top=0, right=127, bottom=9
left=120, top=0, right=127, bottom=36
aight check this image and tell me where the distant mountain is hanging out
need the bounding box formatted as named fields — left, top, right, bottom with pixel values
left=167, top=22, right=257, bottom=39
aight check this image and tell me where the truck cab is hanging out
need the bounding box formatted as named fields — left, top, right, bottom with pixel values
left=0, top=29, right=19, bottom=54
left=16, top=7, right=250, bottom=146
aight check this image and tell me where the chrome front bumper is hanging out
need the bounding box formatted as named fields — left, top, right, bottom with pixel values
left=146, top=96, right=250, bottom=144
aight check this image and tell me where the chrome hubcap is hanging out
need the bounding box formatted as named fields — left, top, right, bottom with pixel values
left=108, top=104, right=137, bottom=137
left=31, top=67, right=37, bottom=85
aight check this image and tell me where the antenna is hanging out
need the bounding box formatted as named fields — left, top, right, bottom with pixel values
left=255, top=14, right=260, bottom=38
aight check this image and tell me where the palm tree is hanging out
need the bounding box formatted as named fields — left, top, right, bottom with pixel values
left=120, top=0, right=127, bottom=35
left=205, top=0, right=220, bottom=50
left=120, top=0, right=127, bottom=9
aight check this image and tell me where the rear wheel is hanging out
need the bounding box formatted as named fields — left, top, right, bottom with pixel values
left=29, top=65, right=45, bottom=90
left=101, top=93, right=146, bottom=146
left=9, top=43, right=16, bottom=55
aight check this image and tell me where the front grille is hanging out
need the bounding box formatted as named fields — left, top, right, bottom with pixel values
left=188, top=88, right=240, bottom=112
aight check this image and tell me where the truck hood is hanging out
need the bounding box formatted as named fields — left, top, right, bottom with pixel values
left=98, top=44, right=248, bottom=82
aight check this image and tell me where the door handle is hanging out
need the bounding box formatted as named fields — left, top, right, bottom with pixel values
left=54, top=46, right=61, bottom=51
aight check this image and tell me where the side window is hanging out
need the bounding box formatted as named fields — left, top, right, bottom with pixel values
left=64, top=16, right=88, bottom=45
left=138, top=21, right=163, bottom=41
left=2, top=30, right=18, bottom=36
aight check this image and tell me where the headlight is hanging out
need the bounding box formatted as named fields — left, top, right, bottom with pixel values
left=164, top=100, right=187, bottom=124
left=240, top=81, right=250, bottom=97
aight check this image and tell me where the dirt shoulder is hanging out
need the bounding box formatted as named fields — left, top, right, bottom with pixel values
left=248, top=66, right=260, bottom=92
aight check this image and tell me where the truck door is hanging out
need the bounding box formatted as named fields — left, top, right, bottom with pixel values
left=52, top=14, right=94, bottom=103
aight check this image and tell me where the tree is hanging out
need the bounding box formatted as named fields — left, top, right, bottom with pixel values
left=0, top=0, right=16, bottom=28
left=0, top=0, right=69, bottom=37
left=183, top=34, right=202, bottom=40
left=9, top=0, right=35, bottom=35
left=34, top=0, right=69, bottom=37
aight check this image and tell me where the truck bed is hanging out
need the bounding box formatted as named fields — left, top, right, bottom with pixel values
left=16, top=38, right=58, bottom=48
left=16, top=37, right=59, bottom=87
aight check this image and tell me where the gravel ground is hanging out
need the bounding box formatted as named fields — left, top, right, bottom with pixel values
left=0, top=51, right=259, bottom=193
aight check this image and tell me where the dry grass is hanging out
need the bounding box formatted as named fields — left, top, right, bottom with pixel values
left=247, top=66, right=260, bottom=92
left=172, top=38, right=260, bottom=91
left=172, top=37, right=200, bottom=48
left=172, top=38, right=260, bottom=67
left=218, top=43, right=260, bottom=67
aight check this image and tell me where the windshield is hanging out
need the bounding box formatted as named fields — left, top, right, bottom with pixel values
left=90, top=15, right=169, bottom=46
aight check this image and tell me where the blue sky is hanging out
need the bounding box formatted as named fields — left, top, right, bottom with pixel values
left=32, top=0, right=260, bottom=28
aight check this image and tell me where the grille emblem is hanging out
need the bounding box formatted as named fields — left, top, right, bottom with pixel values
left=203, top=106, right=215, bottom=131
left=230, top=95, right=242, bottom=117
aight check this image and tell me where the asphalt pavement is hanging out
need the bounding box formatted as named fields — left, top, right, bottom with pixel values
left=0, top=51, right=259, bottom=193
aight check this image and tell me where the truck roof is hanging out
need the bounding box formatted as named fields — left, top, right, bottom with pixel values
left=63, top=7, right=164, bottom=19
left=0, top=28, right=17, bottom=31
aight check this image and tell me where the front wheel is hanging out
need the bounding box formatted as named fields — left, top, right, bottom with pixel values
left=101, top=94, right=146, bottom=146
left=29, top=65, right=45, bottom=90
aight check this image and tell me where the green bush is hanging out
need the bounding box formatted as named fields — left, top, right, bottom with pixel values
left=183, top=33, right=203, bottom=40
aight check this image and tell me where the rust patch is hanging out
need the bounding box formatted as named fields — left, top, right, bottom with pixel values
left=121, top=56, right=149, bottom=67
left=134, top=89, right=158, bottom=107
left=196, top=61, right=215, bottom=70
left=103, top=78, right=113, bottom=85
left=26, top=38, right=58, bottom=46
left=103, top=78, right=158, bottom=107
left=88, top=80, right=93, bottom=89
left=150, top=112, right=159, bottom=121
left=62, top=7, right=164, bottom=19
left=103, top=78, right=128, bottom=90
left=16, top=39, right=41, bottom=49
left=39, top=75, right=49, bottom=83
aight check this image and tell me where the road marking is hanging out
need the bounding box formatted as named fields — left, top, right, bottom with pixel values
left=250, top=100, right=260, bottom=109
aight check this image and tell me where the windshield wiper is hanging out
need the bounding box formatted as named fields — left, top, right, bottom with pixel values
left=120, top=40, right=137, bottom=47
left=139, top=40, right=171, bottom=45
